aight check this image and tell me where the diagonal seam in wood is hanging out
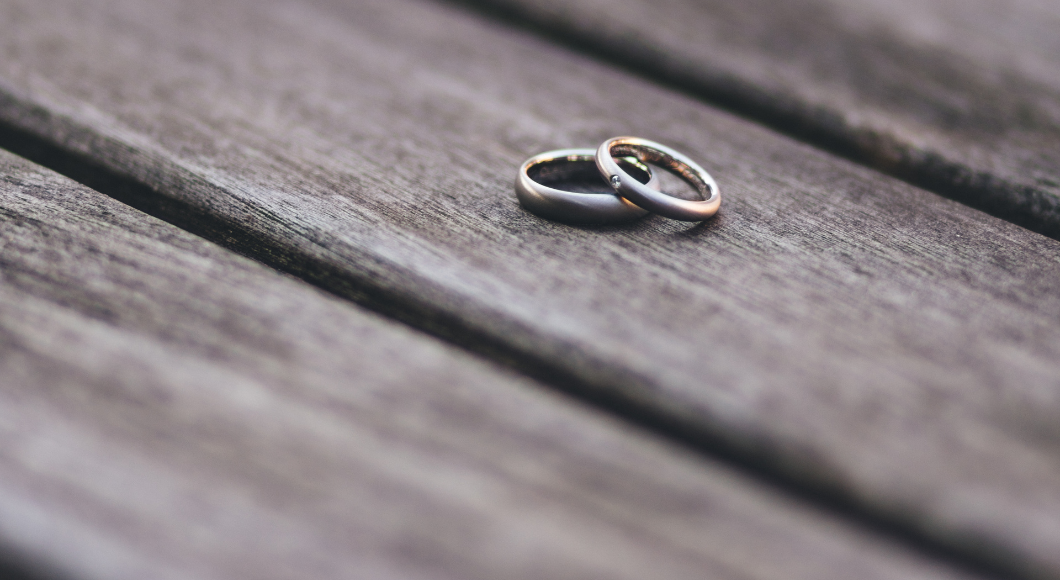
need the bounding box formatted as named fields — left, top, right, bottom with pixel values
left=0, top=95, right=1026, bottom=580
left=448, top=0, right=1060, bottom=241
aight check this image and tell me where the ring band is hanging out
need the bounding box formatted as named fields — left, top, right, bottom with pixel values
left=515, top=149, right=655, bottom=224
left=596, top=137, right=720, bottom=222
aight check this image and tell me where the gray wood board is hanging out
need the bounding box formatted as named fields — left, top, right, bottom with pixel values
left=0, top=0, right=1059, bottom=576
left=0, top=150, right=986, bottom=580
left=465, top=0, right=1060, bottom=237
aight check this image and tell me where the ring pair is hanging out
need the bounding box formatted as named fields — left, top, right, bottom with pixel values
left=515, top=137, right=720, bottom=224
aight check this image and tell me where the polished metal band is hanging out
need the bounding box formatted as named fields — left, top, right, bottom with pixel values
left=515, top=149, right=655, bottom=224
left=596, top=137, right=720, bottom=222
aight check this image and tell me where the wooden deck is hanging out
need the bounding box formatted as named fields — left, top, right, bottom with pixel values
left=0, top=0, right=1058, bottom=578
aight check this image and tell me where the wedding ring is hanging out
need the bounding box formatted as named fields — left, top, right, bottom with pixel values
left=515, top=149, right=655, bottom=224
left=596, top=137, right=720, bottom=222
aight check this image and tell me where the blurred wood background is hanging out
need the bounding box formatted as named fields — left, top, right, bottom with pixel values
left=0, top=0, right=1058, bottom=579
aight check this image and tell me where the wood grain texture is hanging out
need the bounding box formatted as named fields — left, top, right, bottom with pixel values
left=0, top=149, right=987, bottom=580
left=465, top=0, right=1060, bottom=236
left=0, top=0, right=1059, bottom=576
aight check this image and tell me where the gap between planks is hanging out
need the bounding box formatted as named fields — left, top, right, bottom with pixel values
left=452, top=0, right=1060, bottom=240
left=0, top=148, right=998, bottom=580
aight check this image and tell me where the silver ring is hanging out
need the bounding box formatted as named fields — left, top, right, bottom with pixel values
left=515, top=149, right=655, bottom=224
left=596, top=137, right=720, bottom=222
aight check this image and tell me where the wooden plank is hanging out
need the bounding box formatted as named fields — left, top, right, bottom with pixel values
left=0, top=0, right=1059, bottom=576
left=464, top=0, right=1060, bottom=237
left=0, top=149, right=988, bottom=580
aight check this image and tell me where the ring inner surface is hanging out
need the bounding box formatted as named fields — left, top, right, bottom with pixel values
left=529, top=157, right=651, bottom=194
left=610, top=144, right=709, bottom=200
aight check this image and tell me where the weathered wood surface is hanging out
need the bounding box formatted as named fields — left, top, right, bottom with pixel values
left=0, top=149, right=988, bottom=580
left=468, top=0, right=1060, bottom=236
left=1, top=0, right=1060, bottom=576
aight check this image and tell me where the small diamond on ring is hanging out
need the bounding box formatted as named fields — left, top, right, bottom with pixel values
left=610, top=175, right=621, bottom=188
